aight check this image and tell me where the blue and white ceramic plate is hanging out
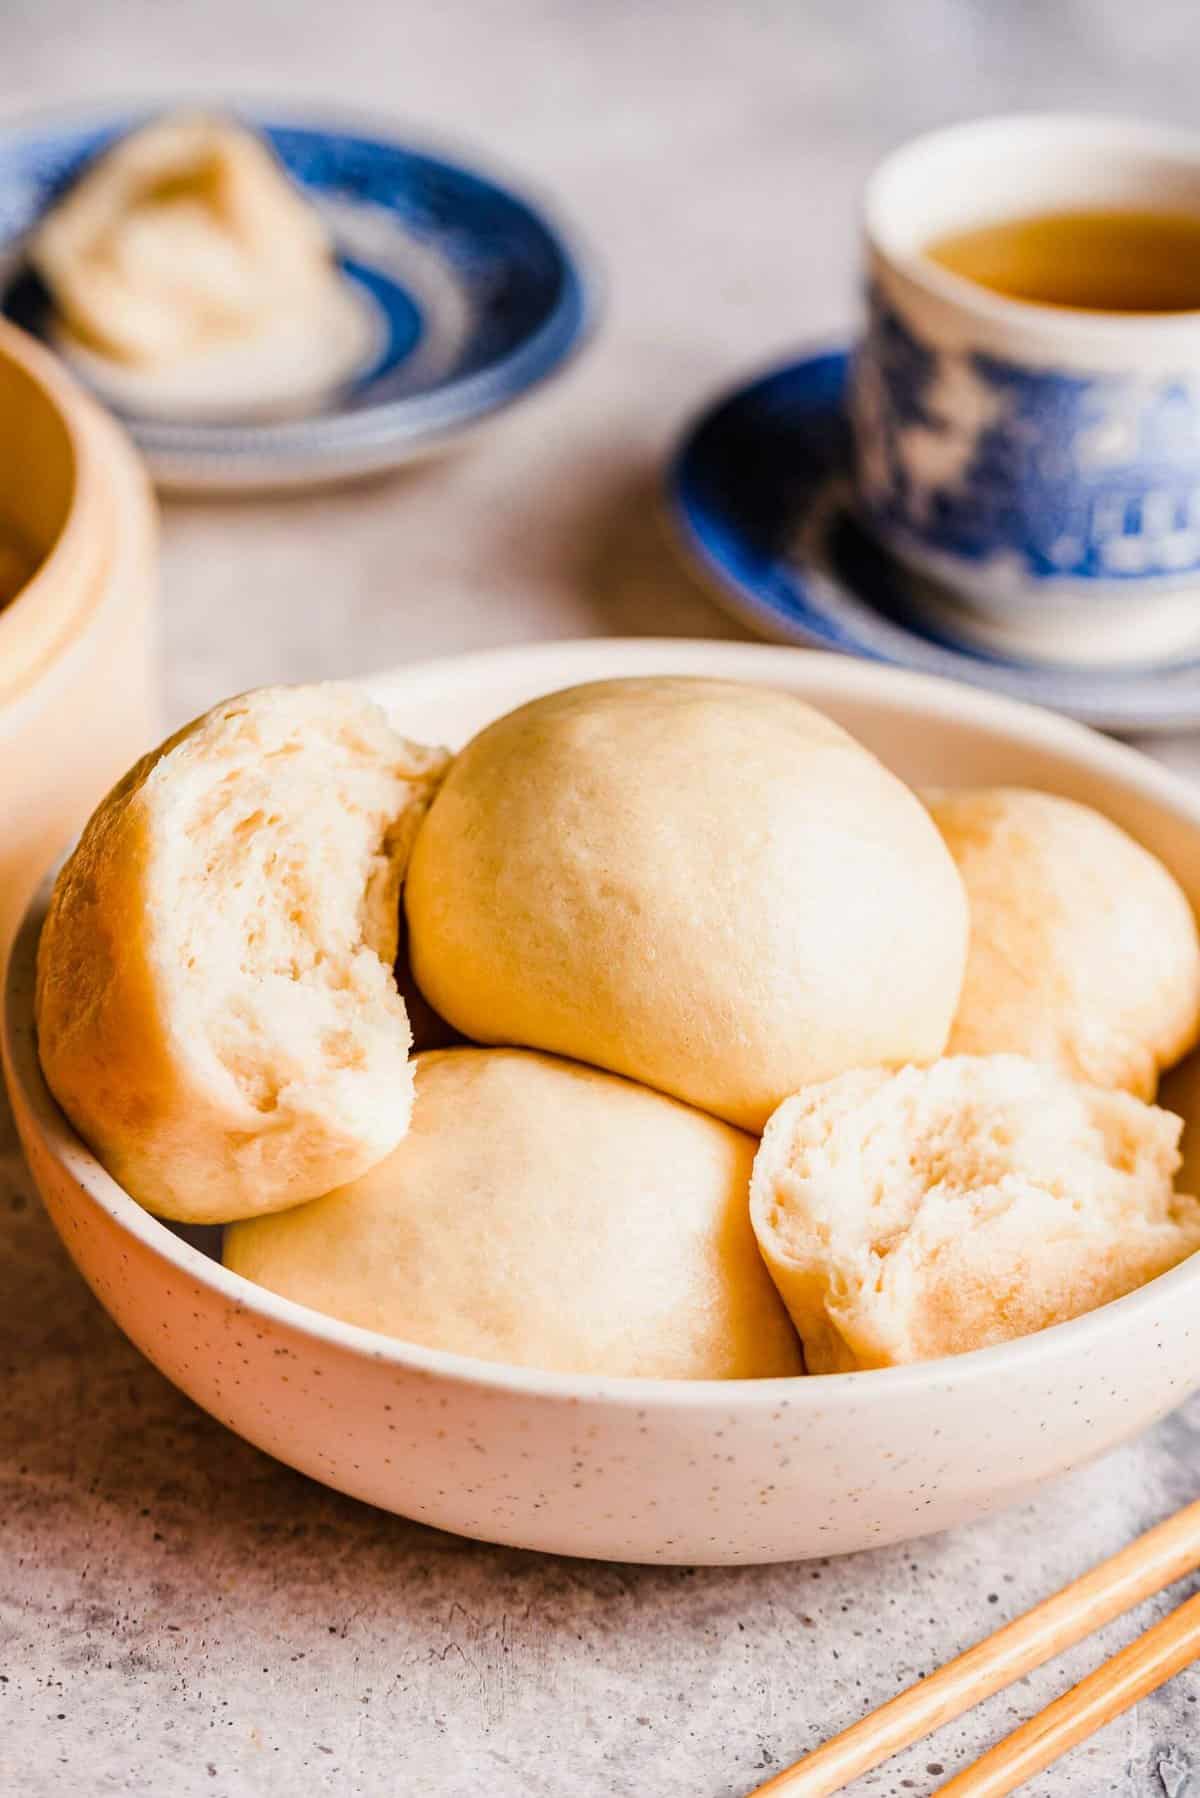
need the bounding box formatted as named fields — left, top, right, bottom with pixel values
left=0, top=102, right=597, bottom=490
left=669, top=349, right=1200, bottom=734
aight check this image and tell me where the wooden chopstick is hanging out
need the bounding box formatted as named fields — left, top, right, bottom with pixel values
left=935, top=1587, right=1200, bottom=1796
left=748, top=1496, right=1200, bottom=1798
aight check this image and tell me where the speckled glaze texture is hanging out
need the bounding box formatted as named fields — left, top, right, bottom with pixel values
left=6, top=642, right=1200, bottom=1570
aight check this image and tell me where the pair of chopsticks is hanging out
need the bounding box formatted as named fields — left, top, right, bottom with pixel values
left=748, top=1496, right=1200, bottom=1797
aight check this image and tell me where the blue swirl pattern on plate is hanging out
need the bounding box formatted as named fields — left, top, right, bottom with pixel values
left=0, top=106, right=596, bottom=486
left=669, top=349, right=1200, bottom=733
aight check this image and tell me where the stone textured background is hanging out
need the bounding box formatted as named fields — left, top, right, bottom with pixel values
left=3, top=2, right=1200, bottom=1792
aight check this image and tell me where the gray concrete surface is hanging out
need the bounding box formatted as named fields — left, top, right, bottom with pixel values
left=3, top=2, right=1200, bottom=1792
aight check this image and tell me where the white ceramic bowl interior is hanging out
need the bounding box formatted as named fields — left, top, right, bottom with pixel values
left=6, top=639, right=1200, bottom=1565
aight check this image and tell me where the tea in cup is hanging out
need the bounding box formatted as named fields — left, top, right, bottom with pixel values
left=852, top=116, right=1200, bottom=667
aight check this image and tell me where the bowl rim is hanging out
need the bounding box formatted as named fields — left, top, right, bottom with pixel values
left=8, top=635, right=1200, bottom=1409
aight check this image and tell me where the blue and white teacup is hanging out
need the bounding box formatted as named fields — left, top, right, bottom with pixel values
left=852, top=116, right=1200, bottom=668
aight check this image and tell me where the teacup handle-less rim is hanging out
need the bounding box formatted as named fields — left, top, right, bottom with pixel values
left=863, top=112, right=1200, bottom=360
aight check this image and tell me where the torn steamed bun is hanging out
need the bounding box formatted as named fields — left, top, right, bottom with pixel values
left=36, top=683, right=448, bottom=1223
left=750, top=1054, right=1200, bottom=1372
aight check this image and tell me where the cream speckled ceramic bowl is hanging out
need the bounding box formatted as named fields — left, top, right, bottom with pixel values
left=0, top=317, right=160, bottom=951
left=5, top=640, right=1200, bottom=1565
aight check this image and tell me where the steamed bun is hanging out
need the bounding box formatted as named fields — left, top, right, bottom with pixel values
left=32, top=114, right=340, bottom=368
left=750, top=1054, right=1200, bottom=1372
left=36, top=684, right=448, bottom=1224
left=225, top=1047, right=805, bottom=1379
left=930, top=787, right=1200, bottom=1097
left=405, top=677, right=968, bottom=1133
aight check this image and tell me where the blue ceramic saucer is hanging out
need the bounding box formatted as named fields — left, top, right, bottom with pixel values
left=669, top=349, right=1200, bottom=734
left=0, top=102, right=597, bottom=490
